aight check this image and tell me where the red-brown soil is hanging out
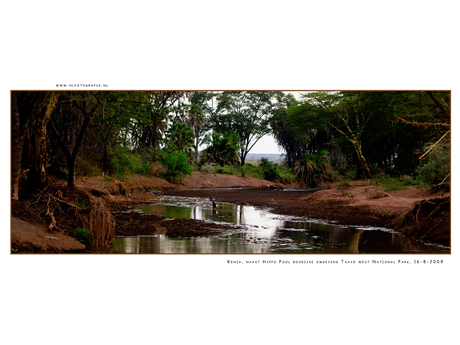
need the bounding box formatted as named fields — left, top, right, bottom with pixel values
left=159, top=179, right=450, bottom=246
left=11, top=217, right=85, bottom=253
left=11, top=172, right=451, bottom=252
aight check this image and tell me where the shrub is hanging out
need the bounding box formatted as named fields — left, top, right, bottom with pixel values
left=260, top=158, right=277, bottom=181
left=160, top=150, right=193, bottom=182
left=417, top=140, right=450, bottom=186
left=199, top=163, right=218, bottom=174
left=135, top=159, right=152, bottom=177
left=330, top=153, right=351, bottom=175
left=108, top=145, right=153, bottom=179
left=337, top=181, right=352, bottom=189
left=76, top=157, right=101, bottom=177
left=75, top=228, right=90, bottom=246
left=275, top=166, right=295, bottom=184
left=240, top=163, right=264, bottom=180
left=214, top=165, right=235, bottom=175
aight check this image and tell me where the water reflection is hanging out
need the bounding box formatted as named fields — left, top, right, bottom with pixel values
left=112, top=196, right=449, bottom=254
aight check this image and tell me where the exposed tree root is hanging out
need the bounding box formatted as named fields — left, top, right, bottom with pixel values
left=396, top=197, right=450, bottom=246
left=89, top=199, right=116, bottom=252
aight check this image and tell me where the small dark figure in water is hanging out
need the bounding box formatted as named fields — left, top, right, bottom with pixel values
left=210, top=197, right=216, bottom=209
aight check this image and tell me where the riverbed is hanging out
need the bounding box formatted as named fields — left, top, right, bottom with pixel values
left=112, top=193, right=449, bottom=254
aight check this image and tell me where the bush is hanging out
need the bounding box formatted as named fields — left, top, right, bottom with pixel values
left=275, top=166, right=295, bottom=184
left=331, top=153, right=351, bottom=175
left=417, top=140, right=450, bottom=186
left=76, top=157, right=101, bottom=177
left=260, top=158, right=277, bottom=181
left=109, top=145, right=153, bottom=179
left=239, top=163, right=264, bottom=180
left=75, top=228, right=90, bottom=246
left=214, top=165, right=235, bottom=175
left=199, top=163, right=218, bottom=174
left=198, top=159, right=295, bottom=184
left=160, top=150, right=193, bottom=182
left=135, top=159, right=152, bottom=177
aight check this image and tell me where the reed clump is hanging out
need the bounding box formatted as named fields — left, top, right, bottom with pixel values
left=89, top=199, right=115, bottom=252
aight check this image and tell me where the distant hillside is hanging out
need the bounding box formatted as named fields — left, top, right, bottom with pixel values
left=245, top=153, right=283, bottom=163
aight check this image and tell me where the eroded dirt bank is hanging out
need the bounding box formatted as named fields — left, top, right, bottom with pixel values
left=11, top=173, right=451, bottom=252
left=157, top=180, right=450, bottom=246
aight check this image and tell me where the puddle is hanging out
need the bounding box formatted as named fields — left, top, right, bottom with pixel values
left=112, top=195, right=450, bottom=254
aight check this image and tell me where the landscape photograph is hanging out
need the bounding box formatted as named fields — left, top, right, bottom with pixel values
left=10, top=90, right=451, bottom=254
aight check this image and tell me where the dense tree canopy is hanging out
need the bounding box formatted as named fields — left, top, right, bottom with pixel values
left=11, top=90, right=451, bottom=196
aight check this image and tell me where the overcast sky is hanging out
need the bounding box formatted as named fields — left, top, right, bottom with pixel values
left=251, top=134, right=283, bottom=154
left=250, top=91, right=305, bottom=154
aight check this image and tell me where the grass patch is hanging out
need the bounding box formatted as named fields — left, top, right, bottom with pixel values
left=371, top=174, right=427, bottom=192
left=337, top=181, right=352, bottom=189
left=199, top=161, right=296, bottom=184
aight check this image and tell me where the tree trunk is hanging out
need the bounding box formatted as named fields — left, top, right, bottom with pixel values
left=67, top=155, right=76, bottom=188
left=49, top=111, right=92, bottom=189
left=11, top=94, right=24, bottom=200
left=240, top=150, right=247, bottom=166
left=11, top=92, right=48, bottom=200
left=28, top=92, right=60, bottom=187
left=354, top=144, right=372, bottom=179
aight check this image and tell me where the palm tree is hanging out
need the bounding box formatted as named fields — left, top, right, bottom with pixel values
left=202, top=132, right=240, bottom=167
left=294, top=153, right=317, bottom=185
left=165, top=122, right=195, bottom=159
left=295, top=150, right=330, bottom=186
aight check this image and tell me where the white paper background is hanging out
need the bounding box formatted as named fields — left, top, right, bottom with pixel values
left=2, top=1, right=459, bottom=344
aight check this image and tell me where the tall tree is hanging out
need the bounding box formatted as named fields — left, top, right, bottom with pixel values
left=26, top=91, right=60, bottom=189
left=305, top=92, right=374, bottom=178
left=130, top=91, right=184, bottom=150
left=271, top=94, right=328, bottom=167
left=184, top=91, right=212, bottom=161
left=11, top=92, right=56, bottom=199
left=208, top=91, right=280, bottom=166
left=48, top=91, right=100, bottom=188
left=201, top=132, right=240, bottom=167
left=164, top=121, right=195, bottom=157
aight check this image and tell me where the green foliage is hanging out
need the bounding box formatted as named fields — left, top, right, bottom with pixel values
left=330, top=153, right=352, bottom=175
left=75, top=158, right=101, bottom=177
left=165, top=122, right=195, bottom=158
left=259, top=158, right=277, bottom=181
left=238, top=163, right=264, bottom=180
left=344, top=169, right=357, bottom=180
left=201, top=132, right=240, bottom=167
left=207, top=91, right=282, bottom=165
left=109, top=145, right=153, bottom=179
left=294, top=150, right=331, bottom=186
left=214, top=165, right=235, bottom=175
left=337, top=181, right=352, bottom=189
left=75, top=228, right=90, bottom=246
left=198, top=160, right=295, bottom=184
left=57, top=166, right=68, bottom=180
left=371, top=174, right=422, bottom=191
left=160, top=150, right=193, bottom=182
left=417, top=140, right=450, bottom=186
left=199, top=163, right=218, bottom=174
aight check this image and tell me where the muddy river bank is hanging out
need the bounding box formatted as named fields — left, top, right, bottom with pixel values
left=112, top=190, right=449, bottom=254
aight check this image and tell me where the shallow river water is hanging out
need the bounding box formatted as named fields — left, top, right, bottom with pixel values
left=112, top=195, right=449, bottom=254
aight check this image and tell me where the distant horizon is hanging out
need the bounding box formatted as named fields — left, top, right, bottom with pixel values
left=249, top=134, right=285, bottom=155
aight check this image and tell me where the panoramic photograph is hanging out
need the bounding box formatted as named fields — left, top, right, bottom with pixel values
left=10, top=90, right=451, bottom=254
